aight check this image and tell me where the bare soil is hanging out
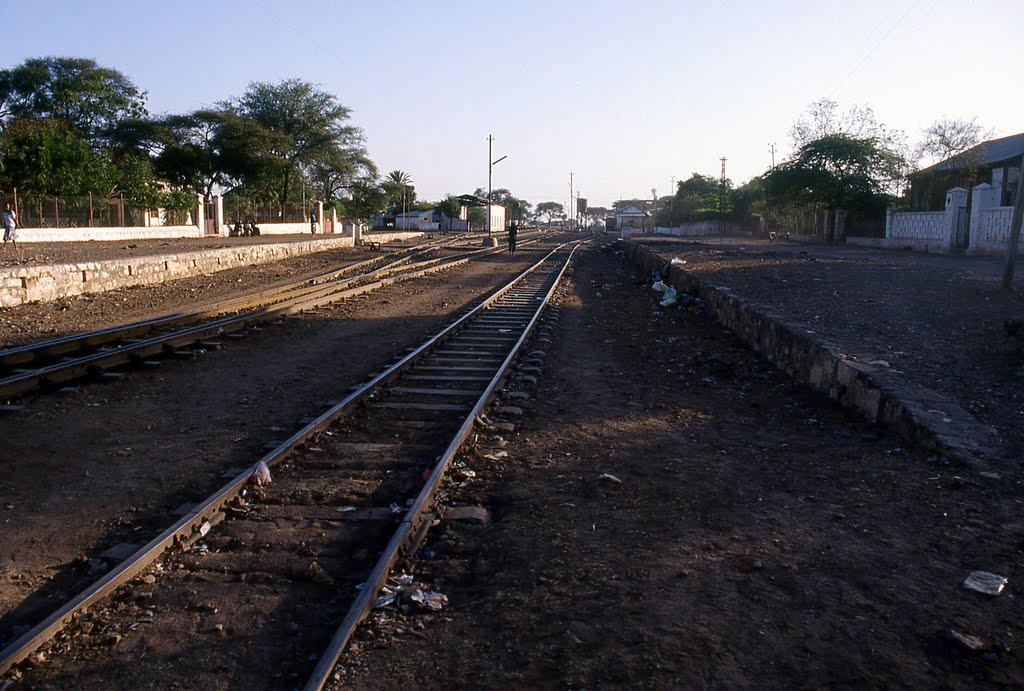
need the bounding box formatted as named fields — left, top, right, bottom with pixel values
left=4, top=240, right=1024, bottom=689
left=0, top=247, right=537, bottom=653
left=333, top=244, right=1024, bottom=689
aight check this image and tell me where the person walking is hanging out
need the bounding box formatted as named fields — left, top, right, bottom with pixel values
left=2, top=202, right=17, bottom=250
left=507, top=220, right=518, bottom=256
left=310, top=211, right=318, bottom=235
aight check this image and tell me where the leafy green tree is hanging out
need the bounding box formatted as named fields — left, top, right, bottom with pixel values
left=536, top=201, right=564, bottom=223
left=764, top=133, right=906, bottom=217
left=0, top=117, right=116, bottom=196
left=435, top=196, right=463, bottom=230
left=472, top=187, right=530, bottom=222
left=343, top=179, right=387, bottom=221
left=225, top=79, right=364, bottom=208
left=0, top=57, right=147, bottom=145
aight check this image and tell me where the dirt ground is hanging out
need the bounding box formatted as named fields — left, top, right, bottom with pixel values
left=333, top=244, right=1024, bottom=689
left=631, top=238, right=1024, bottom=464
left=3, top=239, right=1024, bottom=688
left=0, top=247, right=538, bottom=652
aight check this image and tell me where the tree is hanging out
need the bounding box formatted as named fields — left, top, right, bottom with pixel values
left=225, top=79, right=363, bottom=208
left=0, top=117, right=116, bottom=196
left=382, top=170, right=415, bottom=215
left=536, top=201, right=564, bottom=224
left=765, top=133, right=907, bottom=220
left=915, top=116, right=992, bottom=168
left=308, top=145, right=376, bottom=206
left=473, top=187, right=530, bottom=222
left=435, top=196, right=463, bottom=230
left=0, top=56, right=147, bottom=145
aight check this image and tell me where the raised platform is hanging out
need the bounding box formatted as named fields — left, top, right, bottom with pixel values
left=0, top=232, right=421, bottom=307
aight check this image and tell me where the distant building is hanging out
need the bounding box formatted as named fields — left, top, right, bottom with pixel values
left=910, top=132, right=1024, bottom=211
left=394, top=209, right=438, bottom=231
left=614, top=205, right=648, bottom=235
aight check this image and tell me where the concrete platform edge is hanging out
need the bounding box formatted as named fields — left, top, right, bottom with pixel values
left=622, top=241, right=1002, bottom=469
left=0, top=233, right=413, bottom=307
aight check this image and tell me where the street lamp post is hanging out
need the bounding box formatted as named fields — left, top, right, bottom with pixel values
left=485, top=134, right=507, bottom=246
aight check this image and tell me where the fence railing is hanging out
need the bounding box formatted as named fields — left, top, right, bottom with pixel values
left=223, top=200, right=312, bottom=225
left=1, top=192, right=195, bottom=229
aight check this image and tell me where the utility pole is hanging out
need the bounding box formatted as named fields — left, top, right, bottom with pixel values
left=487, top=134, right=493, bottom=238
left=485, top=134, right=507, bottom=246
left=569, top=172, right=574, bottom=231
left=769, top=143, right=777, bottom=170
left=1001, top=160, right=1024, bottom=291
left=719, top=157, right=728, bottom=235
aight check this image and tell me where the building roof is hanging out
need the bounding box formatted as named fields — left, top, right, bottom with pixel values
left=917, top=132, right=1024, bottom=175
left=615, top=206, right=647, bottom=217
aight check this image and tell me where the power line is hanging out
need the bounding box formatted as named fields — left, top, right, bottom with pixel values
left=829, top=0, right=925, bottom=97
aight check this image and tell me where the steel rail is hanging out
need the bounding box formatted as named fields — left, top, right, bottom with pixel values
left=0, top=239, right=579, bottom=678
left=0, top=234, right=466, bottom=370
left=0, top=239, right=527, bottom=399
left=304, top=242, right=581, bottom=690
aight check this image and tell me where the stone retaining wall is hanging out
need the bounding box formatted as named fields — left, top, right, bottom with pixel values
left=621, top=240, right=999, bottom=468
left=0, top=231, right=422, bottom=307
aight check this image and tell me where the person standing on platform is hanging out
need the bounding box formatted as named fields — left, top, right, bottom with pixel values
left=2, top=202, right=17, bottom=250
left=507, top=220, right=518, bottom=256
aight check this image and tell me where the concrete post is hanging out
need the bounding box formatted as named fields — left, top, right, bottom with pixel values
left=970, top=183, right=997, bottom=242
left=884, top=208, right=895, bottom=240
left=943, top=187, right=968, bottom=250
left=331, top=207, right=337, bottom=235
left=316, top=200, right=324, bottom=234
left=834, top=208, right=847, bottom=242
left=213, top=195, right=226, bottom=235
left=195, top=194, right=205, bottom=231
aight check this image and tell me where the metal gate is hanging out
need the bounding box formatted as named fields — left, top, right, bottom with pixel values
left=204, top=199, right=218, bottom=235
left=954, top=207, right=969, bottom=249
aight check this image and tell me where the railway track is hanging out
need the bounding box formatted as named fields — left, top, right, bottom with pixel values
left=0, top=239, right=581, bottom=688
left=0, top=231, right=544, bottom=402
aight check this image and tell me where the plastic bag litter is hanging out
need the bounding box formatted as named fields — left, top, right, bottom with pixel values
left=411, top=589, right=448, bottom=611
left=250, top=461, right=272, bottom=486
left=670, top=257, right=686, bottom=265
left=652, top=280, right=668, bottom=293
left=659, top=287, right=678, bottom=307
left=963, top=570, right=1008, bottom=596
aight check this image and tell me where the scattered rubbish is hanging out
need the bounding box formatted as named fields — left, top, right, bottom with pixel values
left=389, top=503, right=404, bottom=514
left=670, top=257, right=686, bottom=265
left=598, top=473, right=623, bottom=485
left=335, top=505, right=356, bottom=513
left=374, top=589, right=398, bottom=609
left=198, top=521, right=212, bottom=537
left=660, top=287, right=678, bottom=307
left=411, top=589, right=448, bottom=611
left=447, top=506, right=492, bottom=525
left=305, top=561, right=333, bottom=584
left=652, top=280, right=669, bottom=293
left=963, top=570, right=1007, bottom=596
left=946, top=628, right=989, bottom=653
left=251, top=461, right=272, bottom=486
left=394, top=573, right=415, bottom=586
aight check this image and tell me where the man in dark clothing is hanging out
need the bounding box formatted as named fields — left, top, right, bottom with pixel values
left=507, top=221, right=518, bottom=256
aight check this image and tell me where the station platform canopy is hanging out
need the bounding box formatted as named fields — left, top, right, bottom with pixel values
left=455, top=194, right=492, bottom=207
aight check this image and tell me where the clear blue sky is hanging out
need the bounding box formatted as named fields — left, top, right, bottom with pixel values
left=3, top=0, right=1021, bottom=209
